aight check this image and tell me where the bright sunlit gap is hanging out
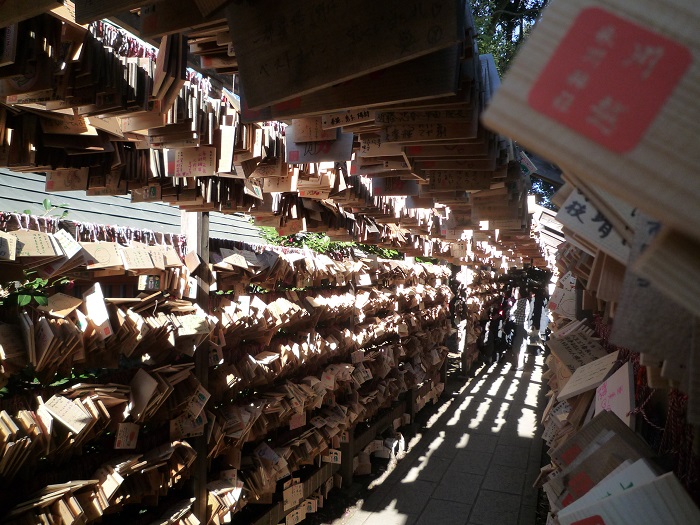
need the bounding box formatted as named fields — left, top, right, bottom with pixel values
left=487, top=375, right=505, bottom=397
left=517, top=406, right=538, bottom=439
left=468, top=398, right=492, bottom=430
left=524, top=383, right=542, bottom=407
left=456, top=432, right=470, bottom=449
left=402, top=432, right=453, bottom=484
left=365, top=353, right=546, bottom=501
left=470, top=377, right=487, bottom=394
left=491, top=401, right=511, bottom=433
left=446, top=395, right=474, bottom=426
left=506, top=381, right=519, bottom=401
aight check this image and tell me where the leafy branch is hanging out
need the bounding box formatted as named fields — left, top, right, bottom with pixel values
left=258, top=228, right=403, bottom=260
left=41, top=198, right=69, bottom=219
left=0, top=275, right=71, bottom=308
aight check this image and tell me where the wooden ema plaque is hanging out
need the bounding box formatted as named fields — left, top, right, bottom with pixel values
left=238, top=44, right=462, bottom=122
left=225, top=0, right=465, bottom=109
left=482, top=0, right=700, bottom=244
left=428, top=170, right=493, bottom=191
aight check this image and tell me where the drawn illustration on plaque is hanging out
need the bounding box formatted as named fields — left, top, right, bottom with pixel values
left=63, top=171, right=83, bottom=189
left=92, top=246, right=111, bottom=263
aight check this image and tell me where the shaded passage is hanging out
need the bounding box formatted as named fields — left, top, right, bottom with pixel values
left=331, top=354, right=547, bottom=525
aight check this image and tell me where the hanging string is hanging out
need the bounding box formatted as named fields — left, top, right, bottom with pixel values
left=89, top=21, right=157, bottom=60
left=186, top=70, right=213, bottom=95
left=627, top=388, right=664, bottom=432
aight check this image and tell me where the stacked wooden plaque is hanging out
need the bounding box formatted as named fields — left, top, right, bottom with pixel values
left=479, top=0, right=700, bottom=520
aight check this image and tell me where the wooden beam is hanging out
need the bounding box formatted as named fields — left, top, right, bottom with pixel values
left=0, top=0, right=60, bottom=26
left=107, top=12, right=233, bottom=92
left=49, top=1, right=88, bottom=30
left=140, top=0, right=225, bottom=38
left=74, top=0, right=167, bottom=24
left=193, top=0, right=229, bottom=17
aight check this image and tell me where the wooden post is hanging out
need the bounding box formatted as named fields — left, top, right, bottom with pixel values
left=407, top=386, right=417, bottom=424
left=340, top=276, right=358, bottom=486
left=440, top=359, right=448, bottom=391
left=182, top=211, right=210, bottom=523
left=339, top=431, right=355, bottom=488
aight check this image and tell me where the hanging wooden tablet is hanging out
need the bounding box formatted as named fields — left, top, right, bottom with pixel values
left=239, top=45, right=462, bottom=123
left=225, top=0, right=465, bottom=109
left=633, top=228, right=700, bottom=319
left=482, top=0, right=700, bottom=244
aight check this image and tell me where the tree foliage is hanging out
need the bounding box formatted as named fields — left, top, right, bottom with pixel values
left=530, top=177, right=557, bottom=211
left=473, top=0, right=549, bottom=75
left=0, top=275, right=72, bottom=308
left=258, top=228, right=403, bottom=260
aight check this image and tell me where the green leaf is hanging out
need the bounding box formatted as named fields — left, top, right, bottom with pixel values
left=23, top=209, right=31, bottom=215
left=34, top=295, right=49, bottom=306
left=56, top=203, right=68, bottom=208
left=17, top=294, right=32, bottom=306
left=61, top=210, right=69, bottom=218
left=43, top=198, right=51, bottom=211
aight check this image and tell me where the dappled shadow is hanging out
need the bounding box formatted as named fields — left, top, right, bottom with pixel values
left=315, top=349, right=547, bottom=525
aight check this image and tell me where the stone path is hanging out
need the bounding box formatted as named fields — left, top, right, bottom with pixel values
left=331, top=353, right=547, bottom=525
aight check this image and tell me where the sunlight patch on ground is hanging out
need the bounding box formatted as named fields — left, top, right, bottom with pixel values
left=487, top=375, right=505, bottom=397
left=505, top=381, right=519, bottom=401
left=524, top=383, right=541, bottom=407
left=423, top=398, right=454, bottom=429
left=370, top=504, right=412, bottom=524
left=404, top=432, right=424, bottom=454
left=499, top=361, right=516, bottom=375
left=402, top=460, right=425, bottom=483
left=491, top=401, right=511, bottom=433
left=423, top=379, right=470, bottom=429
left=456, top=432, right=470, bottom=448
left=446, top=395, right=474, bottom=426
left=529, top=364, right=543, bottom=383
left=517, top=406, right=538, bottom=438
left=470, top=378, right=487, bottom=394
left=425, top=431, right=445, bottom=454
left=402, top=440, right=438, bottom=484
left=469, top=398, right=492, bottom=429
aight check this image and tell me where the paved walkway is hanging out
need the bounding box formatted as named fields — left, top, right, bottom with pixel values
left=333, top=353, right=547, bottom=525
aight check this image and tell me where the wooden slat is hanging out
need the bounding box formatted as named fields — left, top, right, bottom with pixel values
left=635, top=228, right=700, bottom=318
left=225, top=0, right=465, bottom=109
left=383, top=122, right=477, bottom=143
left=375, top=108, right=474, bottom=125
left=416, top=158, right=497, bottom=170
left=595, top=253, right=625, bottom=302
left=239, top=45, right=462, bottom=122
left=428, top=171, right=493, bottom=191
left=404, top=142, right=493, bottom=158
left=49, top=1, right=87, bottom=30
